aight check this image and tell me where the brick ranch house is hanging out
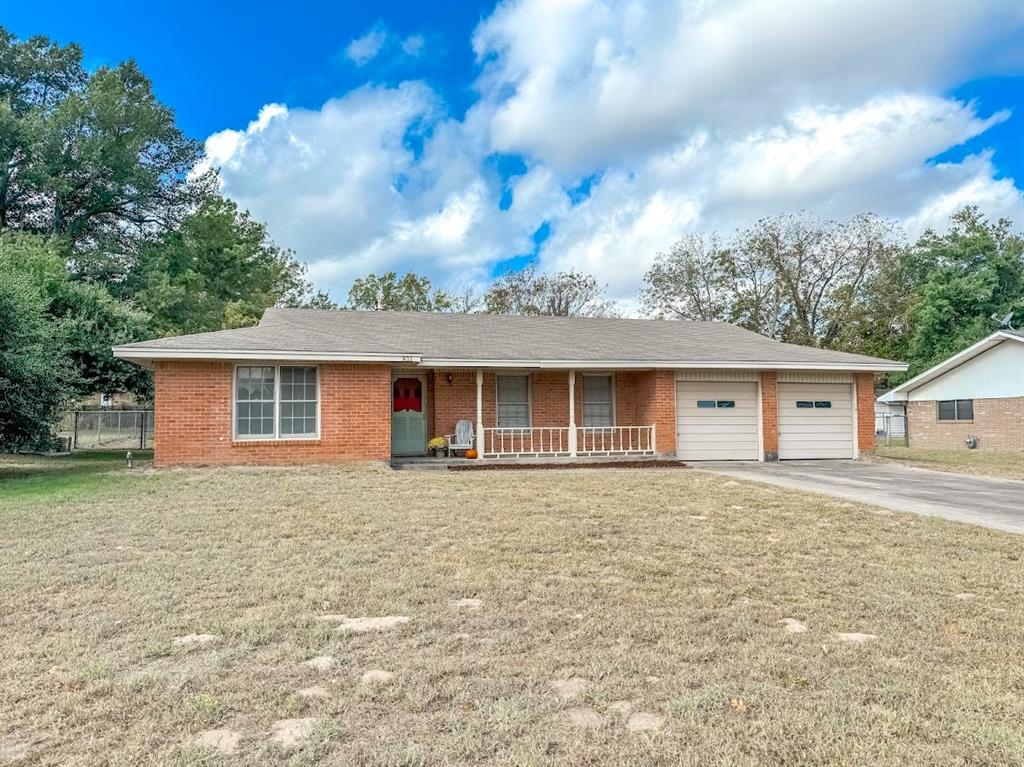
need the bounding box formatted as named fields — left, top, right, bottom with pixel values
left=112, top=309, right=907, bottom=467
left=884, top=329, right=1024, bottom=452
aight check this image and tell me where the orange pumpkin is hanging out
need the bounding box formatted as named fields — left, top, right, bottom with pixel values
left=464, top=449, right=478, bottom=459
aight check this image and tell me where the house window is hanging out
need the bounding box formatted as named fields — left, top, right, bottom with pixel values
left=582, top=375, right=614, bottom=427
left=234, top=365, right=318, bottom=440
left=496, top=375, right=530, bottom=428
left=937, top=399, right=973, bottom=422
left=279, top=367, right=318, bottom=436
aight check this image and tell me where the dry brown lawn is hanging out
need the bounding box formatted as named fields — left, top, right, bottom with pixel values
left=1, top=458, right=1023, bottom=766
left=874, top=446, right=1024, bottom=481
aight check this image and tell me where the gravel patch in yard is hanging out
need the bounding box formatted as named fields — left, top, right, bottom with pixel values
left=360, top=669, right=395, bottom=685
left=836, top=632, right=878, bottom=644
left=302, top=655, right=337, bottom=672
left=270, top=718, right=317, bottom=749
left=170, top=633, right=220, bottom=648
left=550, top=677, right=589, bottom=700
left=626, top=712, right=665, bottom=733
left=560, top=708, right=603, bottom=730
left=335, top=615, right=410, bottom=633
left=193, top=728, right=240, bottom=755
left=778, top=618, right=809, bottom=634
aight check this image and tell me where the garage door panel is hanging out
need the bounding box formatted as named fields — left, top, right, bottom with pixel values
left=779, top=420, right=854, bottom=432
left=680, top=423, right=759, bottom=435
left=777, top=383, right=854, bottom=460
left=676, top=381, right=759, bottom=460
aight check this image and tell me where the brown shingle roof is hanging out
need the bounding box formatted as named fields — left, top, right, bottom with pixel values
left=114, top=308, right=906, bottom=370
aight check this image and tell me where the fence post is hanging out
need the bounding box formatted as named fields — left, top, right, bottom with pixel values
left=96, top=412, right=102, bottom=447
left=73, top=411, right=79, bottom=450
left=140, top=411, right=146, bottom=450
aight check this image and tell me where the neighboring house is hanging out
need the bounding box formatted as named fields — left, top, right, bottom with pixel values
left=875, top=390, right=907, bottom=438
left=886, top=329, right=1024, bottom=452
left=112, top=309, right=906, bottom=467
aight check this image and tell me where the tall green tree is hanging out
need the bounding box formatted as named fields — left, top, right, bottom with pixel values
left=131, top=196, right=333, bottom=334
left=0, top=28, right=207, bottom=270
left=0, top=232, right=149, bottom=397
left=0, top=239, right=77, bottom=449
left=903, top=207, right=1024, bottom=375
left=347, top=271, right=451, bottom=312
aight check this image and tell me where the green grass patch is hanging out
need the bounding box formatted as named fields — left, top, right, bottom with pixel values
left=0, top=450, right=153, bottom=503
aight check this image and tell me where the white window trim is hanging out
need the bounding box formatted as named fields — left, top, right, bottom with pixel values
left=233, top=363, right=321, bottom=442
left=581, top=372, right=616, bottom=427
left=495, top=373, right=532, bottom=429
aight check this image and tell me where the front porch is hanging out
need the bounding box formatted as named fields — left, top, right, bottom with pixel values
left=391, top=368, right=673, bottom=460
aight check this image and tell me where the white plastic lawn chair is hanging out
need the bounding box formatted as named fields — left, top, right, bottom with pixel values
left=446, top=419, right=475, bottom=457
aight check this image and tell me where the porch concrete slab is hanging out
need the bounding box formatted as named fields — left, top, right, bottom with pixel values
left=690, top=460, right=1024, bottom=534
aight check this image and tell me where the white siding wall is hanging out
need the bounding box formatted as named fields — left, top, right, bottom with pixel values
left=909, top=341, right=1024, bottom=401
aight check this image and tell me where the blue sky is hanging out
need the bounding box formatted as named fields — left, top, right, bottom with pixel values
left=5, top=1, right=1023, bottom=304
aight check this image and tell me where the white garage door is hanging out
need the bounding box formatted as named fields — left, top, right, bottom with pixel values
left=778, top=383, right=854, bottom=459
left=676, top=381, right=759, bottom=460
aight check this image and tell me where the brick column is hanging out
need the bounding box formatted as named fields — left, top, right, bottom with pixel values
left=854, top=372, right=876, bottom=455
left=760, top=372, right=779, bottom=461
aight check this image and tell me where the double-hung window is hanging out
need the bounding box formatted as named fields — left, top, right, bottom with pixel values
left=234, top=365, right=319, bottom=440
left=496, top=375, right=530, bottom=428
left=937, top=399, right=973, bottom=422
left=582, top=375, right=614, bottom=427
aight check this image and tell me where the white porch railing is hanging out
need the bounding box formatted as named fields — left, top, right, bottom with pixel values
left=481, top=427, right=572, bottom=458
left=481, top=425, right=655, bottom=458
left=576, top=425, right=655, bottom=456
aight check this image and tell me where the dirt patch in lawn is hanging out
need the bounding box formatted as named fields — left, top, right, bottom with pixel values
left=1, top=463, right=1022, bottom=765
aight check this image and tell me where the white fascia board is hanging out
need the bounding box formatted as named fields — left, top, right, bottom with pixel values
left=112, top=347, right=421, bottom=364
left=887, top=331, right=1020, bottom=399
left=419, top=358, right=908, bottom=372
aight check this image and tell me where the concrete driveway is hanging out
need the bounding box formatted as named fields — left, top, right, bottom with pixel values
left=690, top=460, right=1024, bottom=534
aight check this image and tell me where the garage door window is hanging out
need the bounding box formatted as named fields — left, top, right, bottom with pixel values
left=696, top=400, right=735, bottom=408
left=937, top=399, right=973, bottom=421
left=796, top=400, right=832, bottom=409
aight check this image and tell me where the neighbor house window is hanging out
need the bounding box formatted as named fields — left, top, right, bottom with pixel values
left=937, top=399, right=973, bottom=422
left=582, top=375, right=614, bottom=427
left=496, top=375, right=530, bottom=428
left=234, top=365, right=318, bottom=440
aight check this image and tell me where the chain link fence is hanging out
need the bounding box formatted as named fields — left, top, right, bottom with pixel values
left=874, top=412, right=907, bottom=447
left=60, top=410, right=154, bottom=450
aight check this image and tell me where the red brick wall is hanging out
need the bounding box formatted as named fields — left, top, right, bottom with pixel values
left=907, top=397, right=1024, bottom=451
left=153, top=361, right=391, bottom=467
left=634, top=370, right=677, bottom=455
left=854, top=372, right=876, bottom=454
left=760, top=372, right=779, bottom=459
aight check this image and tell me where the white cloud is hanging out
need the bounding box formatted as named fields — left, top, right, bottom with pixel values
left=205, top=0, right=1024, bottom=306
left=345, top=23, right=389, bottom=66
left=473, top=0, right=1022, bottom=172
left=401, top=34, right=426, bottom=57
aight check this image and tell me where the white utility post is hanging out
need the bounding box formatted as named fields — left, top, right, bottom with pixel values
left=475, top=368, right=484, bottom=459
left=568, top=369, right=578, bottom=457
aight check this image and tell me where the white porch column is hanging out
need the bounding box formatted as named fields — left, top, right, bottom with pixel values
left=475, top=368, right=484, bottom=459
left=568, top=369, right=578, bottom=457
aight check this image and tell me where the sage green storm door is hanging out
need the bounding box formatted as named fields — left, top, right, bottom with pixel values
left=391, top=375, right=426, bottom=456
